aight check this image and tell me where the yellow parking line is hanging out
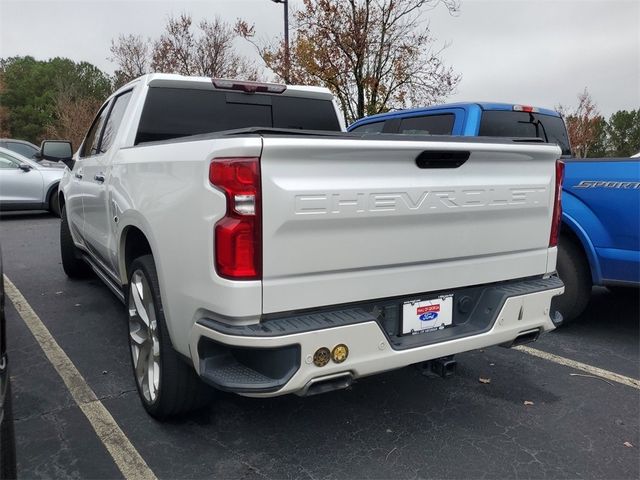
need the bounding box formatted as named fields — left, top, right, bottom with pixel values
left=515, top=345, right=640, bottom=390
left=3, top=274, right=156, bottom=480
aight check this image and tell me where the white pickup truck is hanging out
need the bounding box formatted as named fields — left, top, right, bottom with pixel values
left=41, top=74, right=564, bottom=418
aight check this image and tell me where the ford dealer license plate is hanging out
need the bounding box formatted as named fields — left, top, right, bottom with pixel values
left=402, top=295, right=453, bottom=335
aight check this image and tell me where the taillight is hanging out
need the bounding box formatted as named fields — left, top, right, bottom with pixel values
left=210, top=157, right=261, bottom=280
left=549, top=159, right=565, bottom=247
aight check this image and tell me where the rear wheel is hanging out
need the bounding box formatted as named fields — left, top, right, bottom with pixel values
left=127, top=255, right=211, bottom=418
left=60, top=206, right=91, bottom=278
left=49, top=190, right=60, bottom=217
left=552, top=236, right=592, bottom=323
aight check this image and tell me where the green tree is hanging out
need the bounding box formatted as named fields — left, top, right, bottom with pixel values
left=587, top=116, right=608, bottom=158
left=0, top=56, right=112, bottom=143
left=0, top=73, right=10, bottom=137
left=606, top=109, right=640, bottom=157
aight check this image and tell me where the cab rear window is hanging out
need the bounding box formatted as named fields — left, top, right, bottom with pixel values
left=479, top=110, right=571, bottom=156
left=135, top=88, right=341, bottom=145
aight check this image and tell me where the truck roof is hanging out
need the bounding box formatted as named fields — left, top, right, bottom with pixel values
left=118, top=73, right=335, bottom=101
left=349, top=102, right=560, bottom=128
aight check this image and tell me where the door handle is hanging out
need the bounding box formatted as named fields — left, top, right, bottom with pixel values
left=74, top=169, right=83, bottom=179
left=94, top=173, right=105, bottom=183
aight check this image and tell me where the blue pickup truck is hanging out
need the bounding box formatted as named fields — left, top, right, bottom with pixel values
left=349, top=103, right=640, bottom=322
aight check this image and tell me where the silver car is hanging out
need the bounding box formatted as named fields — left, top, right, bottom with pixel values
left=0, top=147, right=64, bottom=216
left=0, top=139, right=64, bottom=168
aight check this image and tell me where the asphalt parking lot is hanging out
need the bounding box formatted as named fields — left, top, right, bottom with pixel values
left=1, top=212, right=638, bottom=480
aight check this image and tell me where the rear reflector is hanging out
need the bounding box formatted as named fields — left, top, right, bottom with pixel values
left=210, top=158, right=262, bottom=280
left=549, top=159, right=565, bottom=247
left=211, top=78, right=287, bottom=94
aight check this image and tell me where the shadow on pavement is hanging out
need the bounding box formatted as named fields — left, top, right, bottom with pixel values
left=0, top=211, right=54, bottom=221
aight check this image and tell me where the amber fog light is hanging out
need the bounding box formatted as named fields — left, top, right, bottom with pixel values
left=331, top=344, right=349, bottom=364
left=313, top=347, right=331, bottom=367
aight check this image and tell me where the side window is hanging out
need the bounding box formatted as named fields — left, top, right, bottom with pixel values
left=0, top=152, right=21, bottom=169
left=80, top=102, right=111, bottom=158
left=350, top=121, right=384, bottom=133
left=99, top=91, right=133, bottom=153
left=398, top=114, right=455, bottom=135
left=7, top=142, right=38, bottom=159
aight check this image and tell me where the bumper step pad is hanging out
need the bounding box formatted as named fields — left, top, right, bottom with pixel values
left=199, top=308, right=377, bottom=337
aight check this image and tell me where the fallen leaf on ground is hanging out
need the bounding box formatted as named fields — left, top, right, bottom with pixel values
left=524, top=401, right=534, bottom=406
left=623, top=441, right=633, bottom=448
left=479, top=377, right=491, bottom=384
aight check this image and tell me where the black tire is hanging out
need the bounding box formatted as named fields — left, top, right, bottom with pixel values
left=60, top=206, right=92, bottom=278
left=49, top=189, right=61, bottom=217
left=1, top=380, right=17, bottom=480
left=552, top=236, right=592, bottom=323
left=607, top=285, right=639, bottom=298
left=127, top=255, right=211, bottom=419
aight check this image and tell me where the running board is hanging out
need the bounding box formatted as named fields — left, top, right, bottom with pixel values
left=81, top=254, right=125, bottom=303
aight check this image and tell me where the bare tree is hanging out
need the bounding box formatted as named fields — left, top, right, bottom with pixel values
left=109, top=34, right=151, bottom=88
left=109, top=14, right=258, bottom=84
left=45, top=87, right=102, bottom=150
left=558, top=88, right=601, bottom=158
left=237, top=0, right=460, bottom=123
left=196, top=17, right=258, bottom=79
left=108, top=34, right=150, bottom=87
left=151, top=14, right=197, bottom=75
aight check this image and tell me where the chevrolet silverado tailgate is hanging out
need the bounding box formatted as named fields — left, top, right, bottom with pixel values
left=260, top=135, right=561, bottom=314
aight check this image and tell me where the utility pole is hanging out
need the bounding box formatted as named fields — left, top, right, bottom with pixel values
left=270, top=0, right=290, bottom=83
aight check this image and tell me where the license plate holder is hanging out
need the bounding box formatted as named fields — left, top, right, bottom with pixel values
left=402, top=295, right=454, bottom=335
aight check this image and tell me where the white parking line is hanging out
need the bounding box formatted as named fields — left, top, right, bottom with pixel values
left=515, top=345, right=640, bottom=390
left=3, top=275, right=156, bottom=480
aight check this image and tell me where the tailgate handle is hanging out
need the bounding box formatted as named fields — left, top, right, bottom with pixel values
left=415, top=150, right=470, bottom=169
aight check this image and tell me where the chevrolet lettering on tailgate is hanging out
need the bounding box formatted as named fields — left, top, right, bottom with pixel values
left=294, top=186, right=548, bottom=215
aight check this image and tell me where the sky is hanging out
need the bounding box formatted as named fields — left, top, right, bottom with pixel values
left=1, top=0, right=638, bottom=117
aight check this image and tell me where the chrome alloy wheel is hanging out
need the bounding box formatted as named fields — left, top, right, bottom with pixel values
left=128, top=270, right=160, bottom=403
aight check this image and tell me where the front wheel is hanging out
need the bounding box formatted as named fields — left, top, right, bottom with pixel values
left=60, top=206, right=91, bottom=278
left=127, top=255, right=211, bottom=418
